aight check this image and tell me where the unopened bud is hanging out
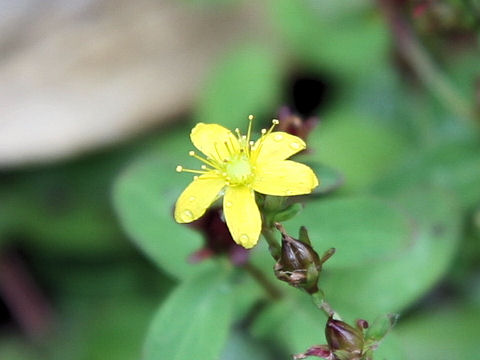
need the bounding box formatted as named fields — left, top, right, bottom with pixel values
left=274, top=224, right=322, bottom=294
left=325, top=317, right=364, bottom=355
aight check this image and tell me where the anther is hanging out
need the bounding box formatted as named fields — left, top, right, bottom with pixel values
left=201, top=165, right=207, bottom=169
left=248, top=114, right=254, bottom=120
left=176, top=165, right=183, bottom=172
left=189, top=151, right=195, bottom=156
left=261, top=129, right=267, bottom=134
left=272, top=119, right=279, bottom=125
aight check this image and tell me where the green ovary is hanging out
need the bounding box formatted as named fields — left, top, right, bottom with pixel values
left=225, top=157, right=253, bottom=184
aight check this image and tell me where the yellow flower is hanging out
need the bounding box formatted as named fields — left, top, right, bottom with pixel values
left=175, top=116, right=318, bottom=249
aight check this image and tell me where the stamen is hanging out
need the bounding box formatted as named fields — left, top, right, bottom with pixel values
left=176, top=165, right=209, bottom=175
left=234, top=128, right=243, bottom=143
left=266, top=119, right=279, bottom=136
left=229, top=135, right=238, bottom=155
left=213, top=142, right=226, bottom=162
left=189, top=150, right=217, bottom=168
left=251, top=118, right=280, bottom=163
left=247, top=114, right=254, bottom=144
left=224, top=141, right=233, bottom=156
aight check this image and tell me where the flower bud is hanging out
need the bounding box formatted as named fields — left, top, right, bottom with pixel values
left=274, top=224, right=322, bottom=294
left=325, top=317, right=364, bottom=356
left=277, top=106, right=318, bottom=142
left=186, top=207, right=249, bottom=265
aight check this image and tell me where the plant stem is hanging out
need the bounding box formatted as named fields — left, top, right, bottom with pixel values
left=243, top=262, right=282, bottom=300
left=262, top=226, right=281, bottom=260
left=311, top=291, right=341, bottom=320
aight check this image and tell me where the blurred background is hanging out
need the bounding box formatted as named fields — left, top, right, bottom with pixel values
left=1, top=0, right=480, bottom=359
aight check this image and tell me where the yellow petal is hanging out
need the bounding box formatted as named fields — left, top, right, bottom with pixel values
left=223, top=186, right=261, bottom=249
left=253, top=131, right=306, bottom=163
left=252, top=160, right=319, bottom=196
left=190, top=123, right=240, bottom=162
left=174, top=174, right=226, bottom=223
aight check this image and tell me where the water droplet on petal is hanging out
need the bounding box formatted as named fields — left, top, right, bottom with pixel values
left=181, top=210, right=194, bottom=222
left=286, top=190, right=294, bottom=195
left=188, top=196, right=196, bottom=202
left=239, top=234, right=249, bottom=244
left=274, top=134, right=283, bottom=141
left=290, top=142, right=300, bottom=150
left=225, top=201, right=233, bottom=208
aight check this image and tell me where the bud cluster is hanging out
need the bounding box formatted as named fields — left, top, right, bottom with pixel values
left=294, top=314, right=398, bottom=360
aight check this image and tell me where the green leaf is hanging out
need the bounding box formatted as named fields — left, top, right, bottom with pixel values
left=143, top=269, right=234, bottom=360
left=319, top=188, right=461, bottom=319
left=396, top=304, right=480, bottom=360
left=0, top=152, right=129, bottom=255
left=269, top=0, right=389, bottom=78
left=51, top=296, right=158, bottom=360
left=0, top=337, right=41, bottom=360
left=373, top=333, right=407, bottom=360
left=308, top=111, right=408, bottom=191
left=195, top=44, right=283, bottom=129
left=220, top=330, right=273, bottom=360
left=372, top=140, right=480, bottom=209
left=252, top=296, right=326, bottom=353
left=285, top=196, right=412, bottom=270
left=113, top=127, right=216, bottom=279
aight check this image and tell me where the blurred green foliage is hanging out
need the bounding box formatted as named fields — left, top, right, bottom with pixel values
left=2, top=0, right=480, bottom=359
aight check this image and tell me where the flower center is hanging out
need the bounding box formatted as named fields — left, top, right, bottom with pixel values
left=225, top=156, right=253, bottom=185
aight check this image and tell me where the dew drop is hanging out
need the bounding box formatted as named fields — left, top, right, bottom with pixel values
left=181, top=210, right=194, bottom=222
left=239, top=234, right=249, bottom=243
left=188, top=196, right=196, bottom=202
left=286, top=190, right=294, bottom=195
left=225, top=201, right=233, bottom=208
left=290, top=142, right=300, bottom=150
left=274, top=134, right=283, bottom=141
